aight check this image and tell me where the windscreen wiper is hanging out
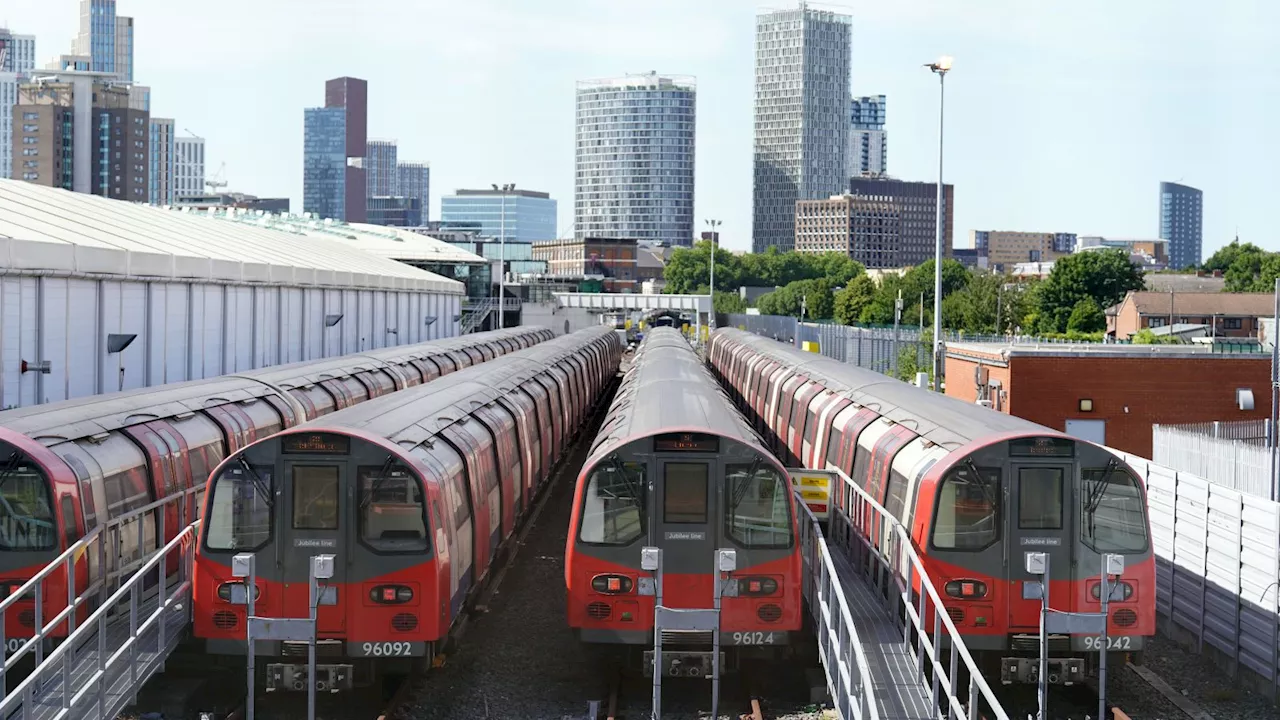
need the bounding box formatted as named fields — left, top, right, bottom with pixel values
left=964, top=459, right=998, bottom=510
left=608, top=455, right=641, bottom=504
left=237, top=456, right=274, bottom=510
left=0, top=451, right=21, bottom=492
left=1085, top=458, right=1119, bottom=538
left=361, top=456, right=398, bottom=509
left=730, top=457, right=762, bottom=511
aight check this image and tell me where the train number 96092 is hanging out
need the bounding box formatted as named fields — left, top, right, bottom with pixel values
left=348, top=641, right=423, bottom=657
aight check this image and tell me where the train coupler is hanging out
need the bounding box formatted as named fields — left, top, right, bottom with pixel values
left=265, top=663, right=354, bottom=692
left=1000, top=657, right=1086, bottom=686
left=642, top=651, right=728, bottom=679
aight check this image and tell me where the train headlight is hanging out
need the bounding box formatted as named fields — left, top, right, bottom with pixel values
left=944, top=580, right=988, bottom=599
left=217, top=582, right=260, bottom=604
left=1090, top=581, right=1134, bottom=602
left=590, top=574, right=634, bottom=595
left=369, top=585, right=414, bottom=604
left=735, top=577, right=779, bottom=596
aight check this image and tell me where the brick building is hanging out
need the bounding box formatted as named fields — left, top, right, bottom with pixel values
left=1108, top=291, right=1273, bottom=340
left=944, top=342, right=1269, bottom=458
left=531, top=237, right=638, bottom=292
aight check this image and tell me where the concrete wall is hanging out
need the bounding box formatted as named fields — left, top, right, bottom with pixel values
left=0, top=275, right=462, bottom=408
left=520, top=301, right=602, bottom=336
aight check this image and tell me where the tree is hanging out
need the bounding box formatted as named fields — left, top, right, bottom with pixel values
left=662, top=241, right=740, bottom=294
left=713, top=291, right=746, bottom=315
left=755, top=278, right=836, bottom=320
left=943, top=271, right=1003, bottom=333
left=833, top=274, right=876, bottom=326
left=1066, top=297, right=1106, bottom=333
left=1203, top=240, right=1265, bottom=274
left=1131, top=328, right=1182, bottom=345
left=1032, top=250, right=1144, bottom=334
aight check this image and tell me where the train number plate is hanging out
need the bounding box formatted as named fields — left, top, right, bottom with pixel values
left=726, top=631, right=785, bottom=646
left=347, top=641, right=425, bottom=657
left=1074, top=635, right=1141, bottom=652
left=3, top=638, right=26, bottom=655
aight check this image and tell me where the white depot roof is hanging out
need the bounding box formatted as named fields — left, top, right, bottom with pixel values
left=282, top=220, right=484, bottom=265
left=0, top=180, right=465, bottom=294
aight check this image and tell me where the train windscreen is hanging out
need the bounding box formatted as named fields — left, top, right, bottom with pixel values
left=0, top=454, right=55, bottom=551
left=204, top=461, right=274, bottom=551
left=1081, top=465, right=1148, bottom=553
left=725, top=464, right=792, bottom=548
left=357, top=464, right=430, bottom=553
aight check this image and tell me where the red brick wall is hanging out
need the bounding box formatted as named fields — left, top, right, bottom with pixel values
left=1006, top=355, right=1269, bottom=458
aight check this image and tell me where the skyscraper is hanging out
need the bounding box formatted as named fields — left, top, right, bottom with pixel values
left=574, top=72, right=696, bottom=246
left=74, top=0, right=120, bottom=76
left=173, top=135, right=205, bottom=197
left=849, top=95, right=886, bottom=177
left=303, top=107, right=347, bottom=220
left=442, top=188, right=557, bottom=243
left=324, top=76, right=368, bottom=223
left=1159, top=182, right=1203, bottom=270
left=114, top=16, right=133, bottom=82
left=149, top=118, right=175, bottom=204
left=752, top=4, right=852, bottom=253
left=397, top=163, right=430, bottom=222
left=366, top=140, right=398, bottom=197
left=0, top=28, right=37, bottom=75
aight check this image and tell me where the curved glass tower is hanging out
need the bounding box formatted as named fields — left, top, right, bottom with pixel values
left=1159, top=181, right=1203, bottom=270
left=574, top=73, right=696, bottom=246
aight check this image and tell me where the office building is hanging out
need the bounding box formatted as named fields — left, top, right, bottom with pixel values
left=303, top=107, right=346, bottom=220
left=14, top=71, right=148, bottom=200
left=442, top=187, right=557, bottom=243
left=1159, top=182, right=1203, bottom=269
left=532, top=237, right=638, bottom=292
left=173, top=135, right=205, bottom=197
left=148, top=118, right=175, bottom=204
left=849, top=95, right=887, bottom=177
left=303, top=77, right=367, bottom=222
left=847, top=177, right=953, bottom=266
left=114, top=16, right=133, bottom=82
left=971, top=230, right=1075, bottom=271
left=74, top=0, right=122, bottom=76
left=795, top=195, right=902, bottom=269
left=47, top=55, right=91, bottom=72
left=397, top=163, right=430, bottom=222
left=0, top=29, right=37, bottom=182
left=0, top=29, right=38, bottom=75
left=366, top=140, right=397, bottom=197
left=574, top=72, right=695, bottom=246
left=367, top=196, right=423, bottom=227
left=752, top=5, right=852, bottom=252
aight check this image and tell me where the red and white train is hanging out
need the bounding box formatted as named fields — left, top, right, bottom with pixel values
left=707, top=328, right=1155, bottom=685
left=0, top=327, right=551, bottom=652
left=193, top=327, right=623, bottom=691
left=565, top=328, right=803, bottom=679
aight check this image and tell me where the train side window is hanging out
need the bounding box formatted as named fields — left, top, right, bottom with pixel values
left=931, top=466, right=1001, bottom=551
left=725, top=465, right=792, bottom=549
left=663, top=463, right=708, bottom=524
left=357, top=465, right=429, bottom=554
left=578, top=461, right=646, bottom=546
left=825, top=427, right=844, bottom=469
left=61, top=496, right=78, bottom=548
left=1018, top=467, right=1063, bottom=530
left=204, top=464, right=273, bottom=551
left=292, top=465, right=340, bottom=530
left=1081, top=467, right=1148, bottom=553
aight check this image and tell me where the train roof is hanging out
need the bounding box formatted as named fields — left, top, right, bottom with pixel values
left=282, top=327, right=619, bottom=445
left=0, top=327, right=547, bottom=445
left=586, top=328, right=768, bottom=464
left=713, top=328, right=1057, bottom=450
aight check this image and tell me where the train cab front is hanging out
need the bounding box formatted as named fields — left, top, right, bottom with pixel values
left=0, top=435, right=68, bottom=655
left=567, top=431, right=802, bottom=679
left=196, top=430, right=444, bottom=691
left=924, top=435, right=1156, bottom=686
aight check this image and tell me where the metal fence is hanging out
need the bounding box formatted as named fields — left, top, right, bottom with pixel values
left=1109, top=447, right=1280, bottom=701
left=1152, top=423, right=1275, bottom=499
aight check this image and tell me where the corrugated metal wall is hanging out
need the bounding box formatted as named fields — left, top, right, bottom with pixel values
left=1111, top=448, right=1280, bottom=700
left=0, top=276, right=462, bottom=409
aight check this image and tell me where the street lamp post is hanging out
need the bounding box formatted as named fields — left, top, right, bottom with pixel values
left=498, top=188, right=508, bottom=329
left=925, top=55, right=952, bottom=393
left=705, top=219, right=721, bottom=332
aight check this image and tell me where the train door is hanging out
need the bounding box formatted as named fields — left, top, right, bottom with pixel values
left=1007, top=458, right=1071, bottom=634
left=282, top=460, right=347, bottom=633
left=655, top=458, right=716, bottom=607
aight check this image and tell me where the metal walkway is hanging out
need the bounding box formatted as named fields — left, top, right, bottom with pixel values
left=798, top=468, right=1013, bottom=720
left=0, top=492, right=200, bottom=720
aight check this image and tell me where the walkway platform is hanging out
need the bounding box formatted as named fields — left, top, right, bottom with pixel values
left=5, top=592, right=189, bottom=720
left=827, top=549, right=935, bottom=720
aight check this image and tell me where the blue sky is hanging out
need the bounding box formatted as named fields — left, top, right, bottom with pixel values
left=7, top=0, right=1276, bottom=256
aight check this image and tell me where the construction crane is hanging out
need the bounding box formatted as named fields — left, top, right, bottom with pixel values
left=182, top=128, right=227, bottom=193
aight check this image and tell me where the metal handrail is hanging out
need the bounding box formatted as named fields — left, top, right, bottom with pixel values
left=0, top=486, right=200, bottom=678
left=0, top=519, right=201, bottom=718
left=829, top=467, right=1011, bottom=720
left=797, top=498, right=882, bottom=720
